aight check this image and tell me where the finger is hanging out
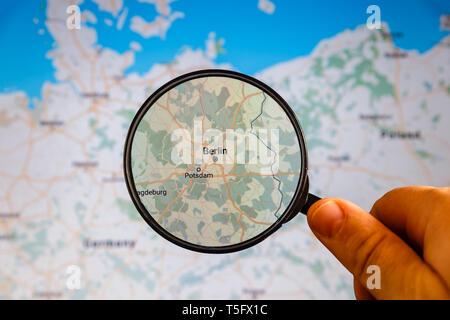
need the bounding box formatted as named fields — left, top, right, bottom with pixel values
left=307, top=198, right=450, bottom=299
left=371, top=186, right=450, bottom=284
left=353, top=277, right=373, bottom=300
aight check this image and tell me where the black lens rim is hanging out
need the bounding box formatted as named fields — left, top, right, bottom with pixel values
left=124, top=69, right=308, bottom=254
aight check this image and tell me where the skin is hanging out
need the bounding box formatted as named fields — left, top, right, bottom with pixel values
left=307, top=186, right=450, bottom=300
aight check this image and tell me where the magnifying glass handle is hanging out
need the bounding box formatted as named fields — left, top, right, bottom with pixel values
left=300, top=193, right=321, bottom=215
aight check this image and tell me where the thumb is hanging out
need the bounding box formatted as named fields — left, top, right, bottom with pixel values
left=307, top=198, right=449, bottom=299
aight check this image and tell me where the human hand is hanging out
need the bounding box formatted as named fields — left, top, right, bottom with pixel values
left=307, top=186, right=450, bottom=299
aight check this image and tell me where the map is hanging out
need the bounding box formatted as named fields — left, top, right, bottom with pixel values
left=0, top=0, right=449, bottom=299
left=130, top=75, right=301, bottom=247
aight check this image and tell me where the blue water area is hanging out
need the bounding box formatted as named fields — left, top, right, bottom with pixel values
left=0, top=1, right=54, bottom=103
left=0, top=0, right=449, bottom=106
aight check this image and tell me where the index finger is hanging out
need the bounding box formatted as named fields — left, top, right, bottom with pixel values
left=370, top=186, right=450, bottom=284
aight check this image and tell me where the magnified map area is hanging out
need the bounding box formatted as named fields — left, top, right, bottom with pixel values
left=130, top=76, right=302, bottom=247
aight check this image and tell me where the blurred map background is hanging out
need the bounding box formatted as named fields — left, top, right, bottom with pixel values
left=0, top=0, right=449, bottom=299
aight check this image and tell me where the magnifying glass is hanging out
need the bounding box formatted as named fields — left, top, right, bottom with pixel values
left=124, top=69, right=321, bottom=253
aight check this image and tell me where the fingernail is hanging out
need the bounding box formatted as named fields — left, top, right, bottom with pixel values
left=308, top=200, right=345, bottom=237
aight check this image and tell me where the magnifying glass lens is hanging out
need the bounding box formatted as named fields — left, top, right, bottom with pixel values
left=126, top=71, right=307, bottom=251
